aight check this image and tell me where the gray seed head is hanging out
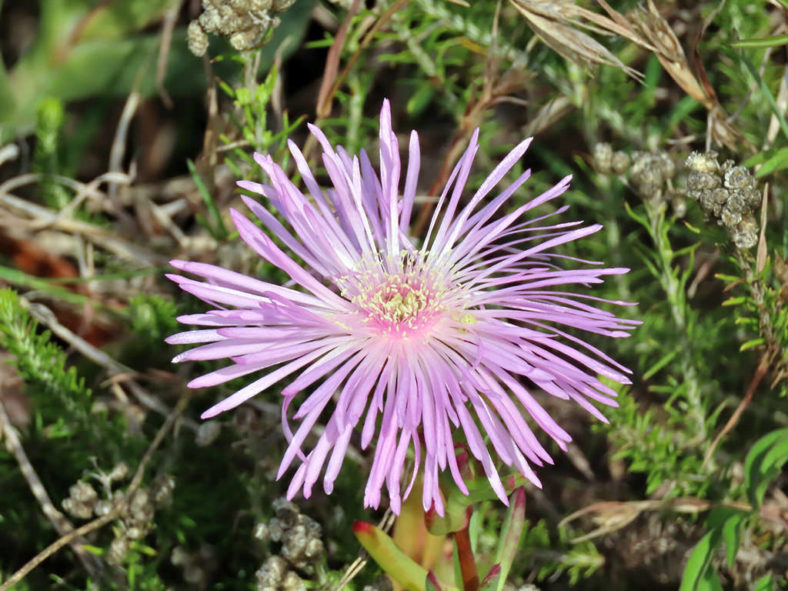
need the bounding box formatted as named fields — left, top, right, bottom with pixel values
left=230, top=29, right=262, bottom=51
left=251, top=0, right=274, bottom=11
left=611, top=151, right=630, bottom=175
left=723, top=165, right=755, bottom=191
left=686, top=170, right=721, bottom=196
left=70, top=481, right=98, bottom=505
left=268, top=518, right=284, bottom=542
left=273, top=497, right=300, bottom=528
left=256, top=555, right=288, bottom=586
left=184, top=564, right=206, bottom=585
left=153, top=475, right=175, bottom=506
left=720, top=202, right=742, bottom=229
left=196, top=421, right=222, bottom=447
left=109, top=462, right=129, bottom=482
left=62, top=498, right=94, bottom=520
left=253, top=522, right=269, bottom=542
left=685, top=151, right=719, bottom=174
left=671, top=195, right=687, bottom=218
left=171, top=546, right=191, bottom=567
left=733, top=216, right=758, bottom=250
left=188, top=21, right=209, bottom=57
left=94, top=499, right=113, bottom=517
left=272, top=0, right=295, bottom=11
left=198, top=8, right=221, bottom=33
left=107, top=535, right=129, bottom=565
left=282, top=570, right=306, bottom=591
left=656, top=153, right=675, bottom=180
left=125, top=525, right=145, bottom=540
left=592, top=143, right=613, bottom=174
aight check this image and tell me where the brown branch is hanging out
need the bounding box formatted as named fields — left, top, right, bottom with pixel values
left=703, top=355, right=771, bottom=467
left=0, top=394, right=189, bottom=591
left=454, top=517, right=479, bottom=591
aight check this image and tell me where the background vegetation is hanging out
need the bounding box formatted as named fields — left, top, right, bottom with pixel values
left=0, top=0, right=786, bottom=589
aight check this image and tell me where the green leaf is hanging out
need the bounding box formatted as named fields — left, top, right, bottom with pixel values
left=721, top=516, right=741, bottom=567
left=680, top=529, right=719, bottom=591
left=493, top=487, right=525, bottom=591
left=187, top=159, right=229, bottom=241
left=755, top=147, right=788, bottom=178
left=737, top=51, right=788, bottom=141
left=744, top=428, right=788, bottom=508
left=732, top=34, right=788, bottom=49
left=354, top=522, right=459, bottom=591
left=740, top=338, right=765, bottom=352
left=753, top=574, right=775, bottom=591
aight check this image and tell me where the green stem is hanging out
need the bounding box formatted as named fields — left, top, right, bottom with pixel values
left=645, top=202, right=706, bottom=445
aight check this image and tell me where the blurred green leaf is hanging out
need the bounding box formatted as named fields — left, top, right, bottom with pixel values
left=744, top=428, right=788, bottom=508
left=353, top=521, right=452, bottom=591
left=732, top=34, right=788, bottom=49
left=493, top=487, right=525, bottom=591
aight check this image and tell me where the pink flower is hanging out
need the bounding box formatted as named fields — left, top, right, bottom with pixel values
left=167, top=99, right=638, bottom=515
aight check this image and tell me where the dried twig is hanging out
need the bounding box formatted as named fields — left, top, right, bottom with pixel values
left=703, top=356, right=771, bottom=467
left=0, top=394, right=190, bottom=591
left=18, top=297, right=197, bottom=429
left=156, top=3, right=181, bottom=109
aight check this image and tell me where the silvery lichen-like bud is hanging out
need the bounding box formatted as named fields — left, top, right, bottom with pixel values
left=152, top=475, right=175, bottom=506
left=611, top=151, right=630, bottom=175
left=184, top=564, right=206, bottom=585
left=251, top=0, right=274, bottom=11
left=108, top=535, right=129, bottom=565
left=698, top=187, right=728, bottom=217
left=630, top=152, right=666, bottom=202
left=109, top=462, right=129, bottom=482
left=304, top=537, right=324, bottom=559
left=199, top=8, right=221, bottom=33
left=686, top=151, right=719, bottom=174
left=656, top=153, right=675, bottom=180
left=196, top=421, right=221, bottom=447
left=268, top=518, right=284, bottom=542
left=592, top=143, right=613, bottom=174
left=732, top=216, right=758, bottom=250
left=282, top=570, right=306, bottom=591
left=94, top=499, right=113, bottom=517
left=253, top=522, right=269, bottom=541
left=63, top=498, right=93, bottom=520
left=720, top=201, right=743, bottom=229
left=272, top=0, right=295, bottom=11
left=723, top=165, right=754, bottom=191
left=273, top=497, right=299, bottom=527
left=686, top=170, right=721, bottom=195
left=171, top=546, right=191, bottom=567
left=188, top=21, right=209, bottom=57
left=70, top=481, right=98, bottom=505
left=230, top=29, right=261, bottom=51
left=671, top=194, right=687, bottom=218
left=256, top=555, right=288, bottom=586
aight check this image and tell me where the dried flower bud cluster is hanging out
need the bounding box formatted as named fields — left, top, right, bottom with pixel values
left=62, top=465, right=174, bottom=566
left=62, top=462, right=129, bottom=520
left=171, top=545, right=217, bottom=589
left=253, top=498, right=324, bottom=591
left=592, top=142, right=631, bottom=176
left=187, top=0, right=296, bottom=57
left=593, top=143, right=685, bottom=215
left=685, top=151, right=760, bottom=249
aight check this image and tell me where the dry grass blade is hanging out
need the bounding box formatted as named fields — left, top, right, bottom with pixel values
left=510, top=0, right=643, bottom=79
left=599, top=0, right=740, bottom=148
